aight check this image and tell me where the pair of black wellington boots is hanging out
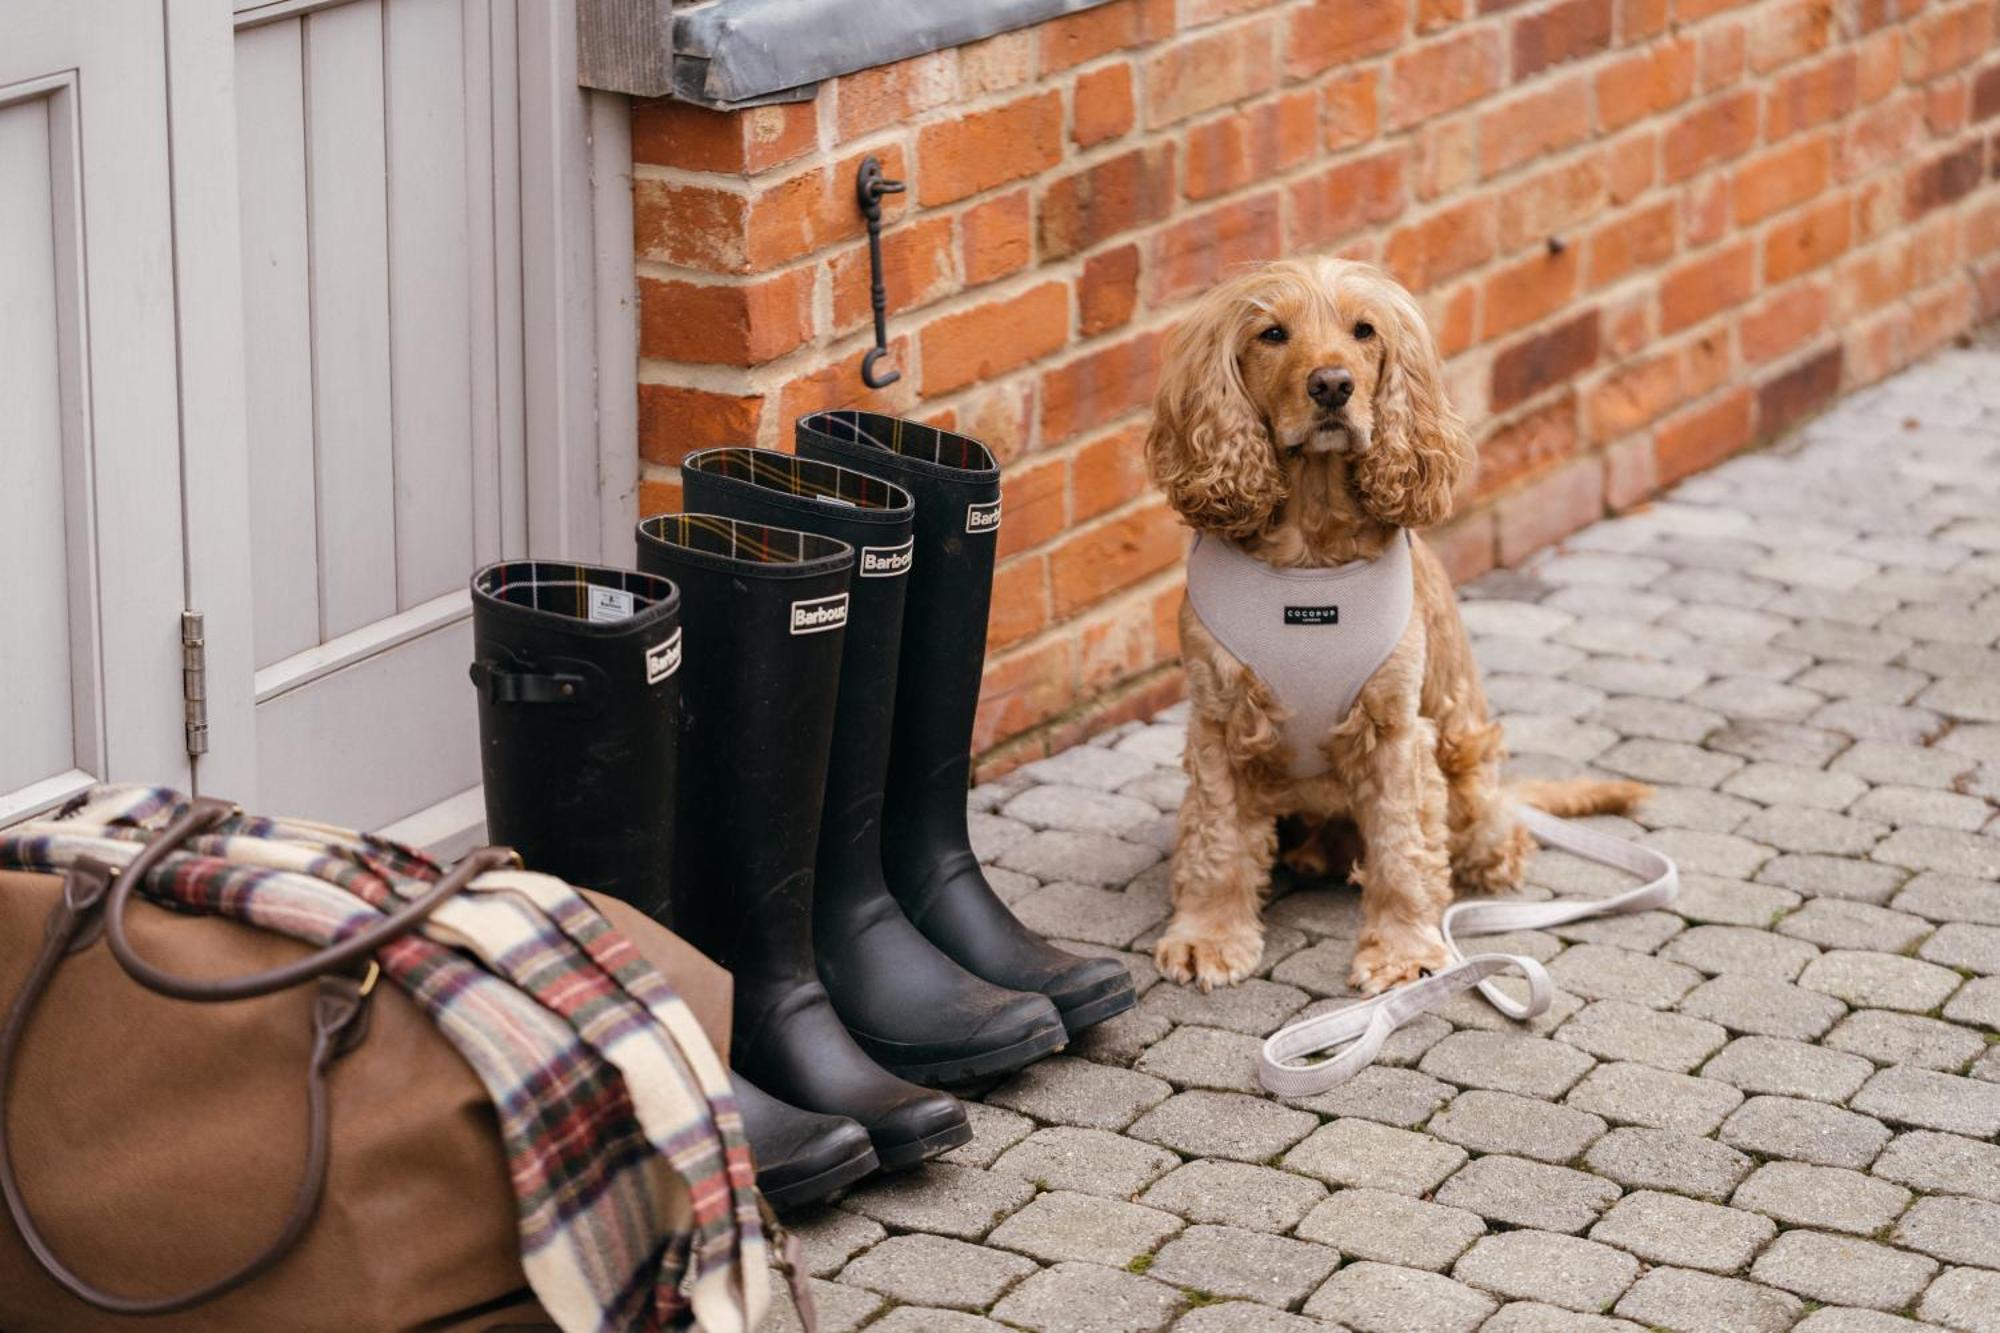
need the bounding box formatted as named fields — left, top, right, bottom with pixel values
left=469, top=412, right=1135, bottom=1211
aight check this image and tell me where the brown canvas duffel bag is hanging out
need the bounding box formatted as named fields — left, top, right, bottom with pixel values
left=0, top=796, right=740, bottom=1332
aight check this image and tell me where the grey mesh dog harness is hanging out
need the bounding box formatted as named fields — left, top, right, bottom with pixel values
left=1186, top=529, right=1416, bottom=779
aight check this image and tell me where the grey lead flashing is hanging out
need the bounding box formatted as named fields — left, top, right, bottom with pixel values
left=578, top=0, right=1118, bottom=109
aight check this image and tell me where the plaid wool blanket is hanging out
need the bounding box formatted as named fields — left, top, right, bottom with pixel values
left=0, top=786, right=767, bottom=1333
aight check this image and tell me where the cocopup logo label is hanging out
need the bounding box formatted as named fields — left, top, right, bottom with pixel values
left=859, top=538, right=914, bottom=578
left=645, top=628, right=683, bottom=683
left=790, top=593, right=850, bottom=635
left=965, top=499, right=1002, bottom=535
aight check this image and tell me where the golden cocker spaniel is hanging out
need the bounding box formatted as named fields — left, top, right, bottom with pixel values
left=1146, top=257, right=1645, bottom=994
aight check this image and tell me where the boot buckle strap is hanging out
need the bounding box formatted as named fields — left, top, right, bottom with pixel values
left=468, top=659, right=595, bottom=706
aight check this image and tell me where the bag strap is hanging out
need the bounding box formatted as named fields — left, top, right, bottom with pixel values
left=0, top=797, right=505, bottom=1314
left=1258, top=804, right=1678, bottom=1099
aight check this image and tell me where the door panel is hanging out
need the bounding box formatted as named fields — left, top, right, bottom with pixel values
left=0, top=6, right=194, bottom=825
left=233, top=0, right=525, bottom=829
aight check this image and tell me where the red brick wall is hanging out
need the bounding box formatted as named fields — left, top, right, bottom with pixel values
left=630, top=0, right=2000, bottom=775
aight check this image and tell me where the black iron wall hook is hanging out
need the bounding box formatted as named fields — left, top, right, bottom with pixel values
left=856, top=155, right=906, bottom=389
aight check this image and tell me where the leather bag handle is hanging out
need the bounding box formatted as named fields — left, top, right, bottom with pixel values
left=0, top=798, right=509, bottom=1314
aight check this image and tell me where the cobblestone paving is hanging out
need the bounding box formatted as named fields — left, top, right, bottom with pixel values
left=773, top=348, right=2000, bottom=1332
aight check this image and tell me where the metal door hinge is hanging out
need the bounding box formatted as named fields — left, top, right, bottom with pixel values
left=181, top=611, right=209, bottom=757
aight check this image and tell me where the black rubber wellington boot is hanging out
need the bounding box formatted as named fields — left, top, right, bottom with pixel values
left=797, top=412, right=1138, bottom=1035
left=468, top=561, right=683, bottom=917
left=636, top=513, right=970, bottom=1168
left=683, top=448, right=1069, bottom=1085
left=470, top=559, right=878, bottom=1208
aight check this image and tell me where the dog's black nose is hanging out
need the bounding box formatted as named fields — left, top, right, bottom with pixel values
left=1308, top=366, right=1354, bottom=407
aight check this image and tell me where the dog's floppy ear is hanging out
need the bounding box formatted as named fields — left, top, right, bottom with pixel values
left=1146, top=297, right=1287, bottom=539
left=1353, top=282, right=1473, bottom=529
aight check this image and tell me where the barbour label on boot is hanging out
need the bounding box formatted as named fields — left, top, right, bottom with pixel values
left=588, top=586, right=636, bottom=623
left=646, top=629, right=683, bottom=684
left=790, top=593, right=850, bottom=635
left=965, top=500, right=1002, bottom=535
left=859, top=538, right=914, bottom=578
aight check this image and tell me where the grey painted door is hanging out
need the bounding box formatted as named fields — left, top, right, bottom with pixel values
left=0, top=3, right=211, bottom=823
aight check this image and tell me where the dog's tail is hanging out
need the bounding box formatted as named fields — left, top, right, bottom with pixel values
left=1508, top=777, right=1651, bottom=818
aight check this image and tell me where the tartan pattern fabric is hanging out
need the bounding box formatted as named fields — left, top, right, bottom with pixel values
left=686, top=447, right=910, bottom=513
left=0, top=786, right=766, bottom=1333
left=639, top=512, right=851, bottom=568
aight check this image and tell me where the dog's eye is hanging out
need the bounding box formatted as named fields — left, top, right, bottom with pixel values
left=1353, top=321, right=1375, bottom=341
left=1258, top=325, right=1289, bottom=344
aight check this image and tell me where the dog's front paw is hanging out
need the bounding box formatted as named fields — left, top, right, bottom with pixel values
left=1155, top=922, right=1263, bottom=992
left=1349, top=926, right=1450, bottom=994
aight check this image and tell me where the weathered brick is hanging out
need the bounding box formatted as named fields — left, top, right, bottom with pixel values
left=1513, top=0, right=1614, bottom=78
left=1144, top=20, right=1275, bottom=129
left=1388, top=29, right=1506, bottom=130
left=1664, top=90, right=1759, bottom=181
left=631, top=98, right=817, bottom=175
left=1661, top=240, right=1757, bottom=334
left=1038, top=144, right=1176, bottom=261
left=916, top=91, right=1063, bottom=207
left=1289, top=149, right=1406, bottom=248
left=1072, top=63, right=1135, bottom=149
left=1757, top=346, right=1844, bottom=436
left=1492, top=310, right=1602, bottom=411
left=1597, top=39, right=1698, bottom=131
left=962, top=190, right=1033, bottom=288
left=921, top=283, right=1070, bottom=397
left=1287, top=0, right=1406, bottom=77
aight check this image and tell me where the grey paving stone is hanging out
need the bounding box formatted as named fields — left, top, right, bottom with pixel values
left=1749, top=1229, right=1938, bottom=1312
left=791, top=1207, right=887, bottom=1278
left=1612, top=1266, right=1805, bottom=1332
left=1699, top=1034, right=1876, bottom=1102
left=1722, top=762, right=1871, bottom=811
left=1690, top=676, right=1827, bottom=722
left=1433, top=1154, right=1622, bottom=1234
left=1128, top=1091, right=1318, bottom=1165
left=1587, top=696, right=1726, bottom=743
left=1112, top=723, right=1186, bottom=766
left=1564, top=1059, right=1744, bottom=1132
left=1480, top=1304, right=1645, bottom=1332
left=1565, top=657, right=1711, bottom=699
left=1926, top=676, right=2000, bottom=725
left=1707, top=721, right=1851, bottom=769
left=970, top=812, right=1035, bottom=861
left=1426, top=1089, right=1608, bottom=1163
left=1004, top=784, right=1160, bottom=835
left=1304, top=1261, right=1498, bottom=1333
left=1850, top=1064, right=2000, bottom=1137
left=1809, top=699, right=1944, bottom=745
left=1147, top=1224, right=1340, bottom=1309
left=838, top=1232, right=1038, bottom=1312
left=1138, top=1160, right=1327, bottom=1234
left=763, top=1275, right=883, bottom=1333
left=1296, top=1188, right=1484, bottom=1272
left=998, top=830, right=1162, bottom=887
left=1462, top=599, right=1575, bottom=638
left=866, top=1309, right=1014, bottom=1333
left=1892, top=1194, right=2000, bottom=1268
left=1919, top=921, right=2000, bottom=974
left=1020, top=746, right=1159, bottom=792
left=941, top=1101, right=1037, bottom=1170
left=1919, top=1267, right=2000, bottom=1333
left=1488, top=673, right=1609, bottom=718
left=1674, top=642, right=1816, bottom=686
left=1014, top=882, right=1170, bottom=948
left=1679, top=973, right=1848, bottom=1039
left=1732, top=1158, right=1912, bottom=1236
left=1628, top=784, right=1758, bottom=833
left=1791, top=1309, right=1932, bottom=1333
left=989, top=1127, right=1180, bottom=1199
left=1873, top=825, right=2000, bottom=879
left=1793, top=662, right=1930, bottom=704
left=1265, top=940, right=1360, bottom=998
left=1071, top=1007, right=1177, bottom=1067
left=1417, top=1029, right=1597, bottom=1098
left=1737, top=806, right=1887, bottom=856
left=1588, top=1190, right=1775, bottom=1274
left=1720, top=1095, right=1891, bottom=1169
left=1943, top=973, right=2000, bottom=1027
left=1503, top=715, right=1620, bottom=763
left=1556, top=999, right=1729, bottom=1072
left=989, top=1261, right=1185, bottom=1333
left=986, top=1189, right=1183, bottom=1267
left=1664, top=602, right=1792, bottom=645
left=1894, top=871, right=2000, bottom=925
left=1596, top=738, right=1745, bottom=788
left=1168, top=1303, right=1329, bottom=1332
left=1135, top=1025, right=1264, bottom=1093
left=1453, top=1230, right=1639, bottom=1315
left=842, top=1163, right=1037, bottom=1241
left=1873, top=1129, right=2000, bottom=1202
left=1546, top=944, right=1704, bottom=1008
left=1138, top=978, right=1311, bottom=1036
left=1758, top=851, right=1912, bottom=906
left=1799, top=950, right=1963, bottom=1013
left=1673, top=873, right=1803, bottom=927
left=1636, top=828, right=1776, bottom=880
left=1661, top=923, right=1821, bottom=978
left=1583, top=1125, right=1753, bottom=1202
left=1284, top=1118, right=1468, bottom=1195
left=1478, top=635, right=1587, bottom=676
left=1851, top=784, right=1993, bottom=831
left=1777, top=899, right=1935, bottom=953
left=1833, top=740, right=1976, bottom=789
left=987, top=865, right=1041, bottom=904
left=988, top=1057, right=1174, bottom=1131
left=1560, top=617, right=1693, bottom=660
left=1285, top=1063, right=1455, bottom=1127
left=1824, top=1008, right=1989, bottom=1071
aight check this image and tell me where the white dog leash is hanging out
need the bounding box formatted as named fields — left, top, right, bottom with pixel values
left=1257, top=805, right=1679, bottom=1098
